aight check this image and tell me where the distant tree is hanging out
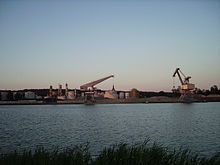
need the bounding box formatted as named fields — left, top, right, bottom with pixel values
left=158, top=91, right=165, bottom=96
left=7, top=92, right=14, bottom=101
left=204, top=90, right=210, bottom=96
left=194, top=88, right=203, bottom=95
left=14, top=92, right=24, bottom=100
left=210, top=85, right=218, bottom=94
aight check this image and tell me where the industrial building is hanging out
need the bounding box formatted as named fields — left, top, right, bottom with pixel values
left=104, top=85, right=118, bottom=99
left=24, top=91, right=36, bottom=99
left=0, top=91, right=8, bottom=101
left=119, top=92, right=125, bottom=99
left=130, top=88, right=139, bottom=98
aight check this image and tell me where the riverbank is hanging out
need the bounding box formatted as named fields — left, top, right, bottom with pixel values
left=1, top=141, right=219, bottom=165
left=0, top=96, right=220, bottom=105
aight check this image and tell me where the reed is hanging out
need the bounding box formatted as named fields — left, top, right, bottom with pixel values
left=0, top=141, right=219, bottom=165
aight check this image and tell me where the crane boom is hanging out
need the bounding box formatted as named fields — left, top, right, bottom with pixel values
left=173, top=68, right=184, bottom=85
left=80, top=75, right=114, bottom=90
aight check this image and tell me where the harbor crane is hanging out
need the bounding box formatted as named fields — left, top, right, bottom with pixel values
left=173, top=68, right=195, bottom=94
left=80, top=75, right=114, bottom=104
left=80, top=75, right=114, bottom=91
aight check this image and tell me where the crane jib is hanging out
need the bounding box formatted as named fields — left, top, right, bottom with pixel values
left=80, top=75, right=114, bottom=90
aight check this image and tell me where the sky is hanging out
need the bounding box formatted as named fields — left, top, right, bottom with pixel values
left=0, top=0, right=220, bottom=91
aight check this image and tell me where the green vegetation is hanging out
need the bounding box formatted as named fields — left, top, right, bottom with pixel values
left=0, top=141, right=219, bottom=165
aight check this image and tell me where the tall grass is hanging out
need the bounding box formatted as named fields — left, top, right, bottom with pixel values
left=1, top=141, right=219, bottom=165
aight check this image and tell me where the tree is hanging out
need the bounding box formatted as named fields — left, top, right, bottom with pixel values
left=14, top=92, right=24, bottom=100
left=7, top=92, right=14, bottom=101
left=158, top=91, right=165, bottom=96
left=203, top=89, right=210, bottom=96
left=194, top=88, right=203, bottom=94
left=210, top=85, right=218, bottom=94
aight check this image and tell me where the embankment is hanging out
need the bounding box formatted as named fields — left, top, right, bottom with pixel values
left=0, top=95, right=220, bottom=105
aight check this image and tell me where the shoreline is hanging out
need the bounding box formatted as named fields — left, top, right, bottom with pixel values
left=0, top=96, right=219, bottom=105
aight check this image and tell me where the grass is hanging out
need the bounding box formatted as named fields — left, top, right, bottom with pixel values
left=0, top=141, right=219, bottom=165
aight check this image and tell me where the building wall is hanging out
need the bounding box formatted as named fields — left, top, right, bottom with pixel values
left=130, top=88, right=139, bottom=98
left=67, top=91, right=75, bottom=100
left=125, top=92, right=130, bottom=99
left=104, top=91, right=118, bottom=99
left=119, top=92, right=125, bottom=99
left=0, top=92, right=8, bottom=101
left=25, top=91, right=36, bottom=99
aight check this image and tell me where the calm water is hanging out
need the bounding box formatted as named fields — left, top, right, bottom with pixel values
left=0, top=103, right=219, bottom=156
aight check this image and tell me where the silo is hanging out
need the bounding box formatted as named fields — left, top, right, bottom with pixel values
left=119, top=92, right=125, bottom=99
left=58, top=84, right=62, bottom=96
left=65, top=83, right=68, bottom=97
left=49, top=86, right=53, bottom=97
left=125, top=92, right=130, bottom=99
left=130, top=88, right=139, bottom=98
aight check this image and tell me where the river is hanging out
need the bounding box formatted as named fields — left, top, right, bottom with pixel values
left=0, top=103, right=219, bottom=157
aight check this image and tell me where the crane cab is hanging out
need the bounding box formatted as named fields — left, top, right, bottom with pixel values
left=182, top=83, right=195, bottom=90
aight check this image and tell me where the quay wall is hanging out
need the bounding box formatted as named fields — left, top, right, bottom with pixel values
left=1, top=95, right=220, bottom=105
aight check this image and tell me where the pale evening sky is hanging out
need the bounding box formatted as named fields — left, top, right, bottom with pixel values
left=0, top=0, right=220, bottom=91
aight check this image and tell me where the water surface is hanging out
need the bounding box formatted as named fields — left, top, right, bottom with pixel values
left=0, top=103, right=219, bottom=156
